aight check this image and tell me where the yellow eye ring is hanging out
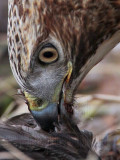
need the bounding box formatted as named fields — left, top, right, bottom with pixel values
left=39, top=47, right=58, bottom=64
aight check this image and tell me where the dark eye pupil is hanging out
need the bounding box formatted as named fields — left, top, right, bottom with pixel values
left=43, top=52, right=53, bottom=58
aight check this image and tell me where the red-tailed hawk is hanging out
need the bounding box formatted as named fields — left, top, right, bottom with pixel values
left=8, top=0, right=120, bottom=131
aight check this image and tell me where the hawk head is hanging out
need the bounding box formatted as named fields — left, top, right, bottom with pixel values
left=8, top=0, right=120, bottom=131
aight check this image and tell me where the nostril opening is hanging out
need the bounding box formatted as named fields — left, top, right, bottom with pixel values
left=37, top=99, right=43, bottom=106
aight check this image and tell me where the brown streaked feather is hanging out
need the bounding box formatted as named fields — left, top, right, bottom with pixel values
left=0, top=114, right=100, bottom=160
left=8, top=0, right=120, bottom=93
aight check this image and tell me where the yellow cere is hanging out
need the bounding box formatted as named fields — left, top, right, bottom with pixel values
left=64, top=61, right=73, bottom=102
left=66, top=61, right=73, bottom=83
left=24, top=92, right=49, bottom=111
left=52, top=61, right=73, bottom=103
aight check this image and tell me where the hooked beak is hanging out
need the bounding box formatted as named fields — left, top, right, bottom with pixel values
left=24, top=61, right=73, bottom=132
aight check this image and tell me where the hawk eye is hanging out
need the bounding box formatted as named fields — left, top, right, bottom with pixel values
left=39, top=47, right=58, bottom=64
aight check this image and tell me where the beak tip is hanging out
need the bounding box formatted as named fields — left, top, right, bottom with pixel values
left=31, top=103, right=58, bottom=132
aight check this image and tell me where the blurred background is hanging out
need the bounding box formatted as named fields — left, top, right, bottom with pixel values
left=0, top=0, right=28, bottom=121
left=0, top=1, right=120, bottom=139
